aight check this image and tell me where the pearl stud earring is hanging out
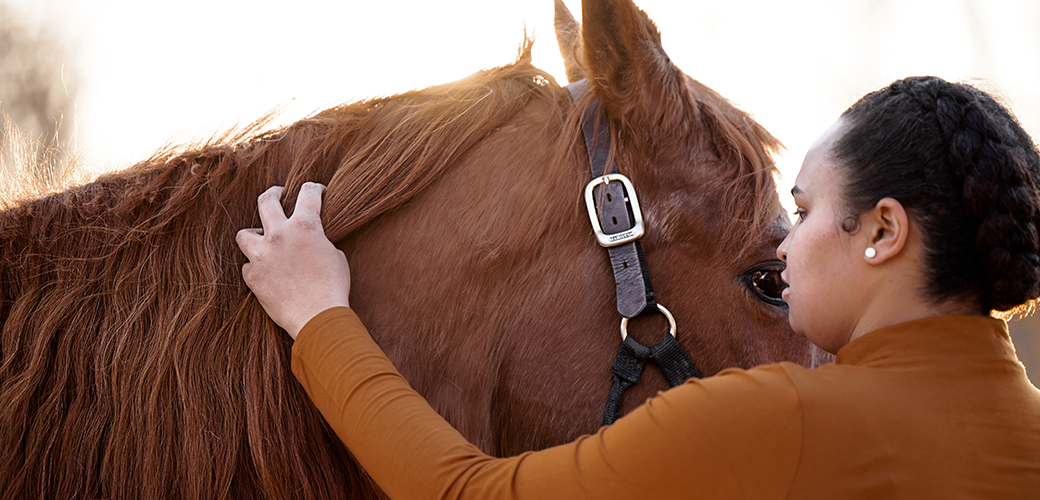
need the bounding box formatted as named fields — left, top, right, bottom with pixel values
left=865, top=247, right=877, bottom=259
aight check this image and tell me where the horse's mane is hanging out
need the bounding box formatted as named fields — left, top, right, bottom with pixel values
left=0, top=36, right=780, bottom=498
left=0, top=40, right=560, bottom=499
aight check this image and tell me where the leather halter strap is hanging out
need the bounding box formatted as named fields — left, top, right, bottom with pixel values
left=565, top=80, right=701, bottom=426
left=566, top=81, right=655, bottom=318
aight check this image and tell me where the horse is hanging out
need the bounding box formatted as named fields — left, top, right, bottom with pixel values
left=0, top=0, right=823, bottom=498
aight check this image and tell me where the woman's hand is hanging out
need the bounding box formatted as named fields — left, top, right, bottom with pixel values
left=236, top=182, right=351, bottom=339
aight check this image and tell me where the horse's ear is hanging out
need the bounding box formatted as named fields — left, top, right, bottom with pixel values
left=554, top=0, right=586, bottom=83
left=581, top=0, right=684, bottom=128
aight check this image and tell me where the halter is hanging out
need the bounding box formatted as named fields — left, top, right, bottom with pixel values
left=566, top=80, right=701, bottom=426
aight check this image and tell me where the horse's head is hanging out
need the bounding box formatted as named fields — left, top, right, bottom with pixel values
left=555, top=0, right=822, bottom=374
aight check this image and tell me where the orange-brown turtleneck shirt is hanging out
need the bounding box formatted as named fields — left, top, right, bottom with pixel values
left=291, top=308, right=1040, bottom=499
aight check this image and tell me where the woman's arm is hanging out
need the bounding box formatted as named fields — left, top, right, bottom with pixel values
left=292, top=306, right=803, bottom=500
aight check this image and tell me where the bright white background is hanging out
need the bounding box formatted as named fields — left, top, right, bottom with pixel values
left=6, top=0, right=1040, bottom=378
left=7, top=0, right=1038, bottom=207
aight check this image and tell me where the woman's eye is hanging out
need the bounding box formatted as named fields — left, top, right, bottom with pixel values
left=793, top=208, right=807, bottom=222
left=746, top=267, right=787, bottom=306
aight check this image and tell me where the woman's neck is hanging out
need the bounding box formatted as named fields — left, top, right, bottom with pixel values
left=849, top=279, right=983, bottom=348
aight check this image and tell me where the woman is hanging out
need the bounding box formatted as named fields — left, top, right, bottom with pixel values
left=237, top=76, right=1040, bottom=498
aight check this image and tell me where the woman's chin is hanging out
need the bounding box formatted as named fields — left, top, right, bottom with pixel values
left=784, top=305, right=807, bottom=339
left=789, top=320, right=806, bottom=339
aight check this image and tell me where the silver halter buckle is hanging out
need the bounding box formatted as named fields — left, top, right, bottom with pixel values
left=584, top=173, right=645, bottom=247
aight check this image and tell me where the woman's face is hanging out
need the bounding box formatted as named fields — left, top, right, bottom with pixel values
left=777, top=119, right=866, bottom=353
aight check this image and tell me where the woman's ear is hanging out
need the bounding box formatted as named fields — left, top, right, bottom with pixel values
left=863, top=197, right=909, bottom=264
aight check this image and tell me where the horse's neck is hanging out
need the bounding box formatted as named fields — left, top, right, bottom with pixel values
left=336, top=93, right=595, bottom=452
left=0, top=61, right=574, bottom=499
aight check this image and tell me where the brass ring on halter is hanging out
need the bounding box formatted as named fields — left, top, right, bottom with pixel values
left=620, top=304, right=676, bottom=341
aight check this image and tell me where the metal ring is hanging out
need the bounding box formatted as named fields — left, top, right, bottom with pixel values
left=620, top=304, right=676, bottom=341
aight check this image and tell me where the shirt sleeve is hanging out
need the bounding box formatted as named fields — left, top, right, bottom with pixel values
left=291, top=307, right=803, bottom=500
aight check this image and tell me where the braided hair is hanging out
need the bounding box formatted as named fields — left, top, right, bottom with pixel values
left=834, top=76, right=1040, bottom=314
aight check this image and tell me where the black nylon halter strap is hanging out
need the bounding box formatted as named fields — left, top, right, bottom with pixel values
left=565, top=80, right=701, bottom=426
left=602, top=334, right=699, bottom=425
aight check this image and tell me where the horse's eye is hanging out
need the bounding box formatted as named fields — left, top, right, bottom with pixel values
left=744, top=265, right=787, bottom=307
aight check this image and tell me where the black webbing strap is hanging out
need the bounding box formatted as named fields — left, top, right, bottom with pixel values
left=565, top=79, right=701, bottom=426
left=601, top=336, right=650, bottom=425
left=602, top=334, right=701, bottom=426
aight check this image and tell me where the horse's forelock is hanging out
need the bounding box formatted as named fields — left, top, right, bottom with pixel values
left=670, top=76, right=783, bottom=258
left=598, top=72, right=783, bottom=260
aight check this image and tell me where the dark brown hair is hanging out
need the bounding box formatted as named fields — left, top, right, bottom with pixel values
left=834, top=76, right=1040, bottom=314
